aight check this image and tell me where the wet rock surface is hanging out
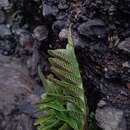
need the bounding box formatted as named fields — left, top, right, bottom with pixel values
left=0, top=0, right=130, bottom=130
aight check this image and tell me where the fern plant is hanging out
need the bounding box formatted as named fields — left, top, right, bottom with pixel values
left=35, top=28, right=89, bottom=130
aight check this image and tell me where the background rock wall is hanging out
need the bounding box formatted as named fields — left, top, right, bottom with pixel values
left=0, top=0, right=130, bottom=130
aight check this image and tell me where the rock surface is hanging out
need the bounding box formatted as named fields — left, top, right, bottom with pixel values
left=0, top=10, right=5, bottom=24
left=0, top=54, right=38, bottom=130
left=0, top=0, right=9, bottom=9
left=118, top=38, right=130, bottom=53
left=33, top=25, right=49, bottom=41
left=96, top=106, right=127, bottom=130
left=0, top=0, right=130, bottom=130
left=78, top=19, right=106, bottom=39
left=0, top=24, right=11, bottom=38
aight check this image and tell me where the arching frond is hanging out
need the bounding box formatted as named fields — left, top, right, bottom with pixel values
left=36, top=28, right=88, bottom=130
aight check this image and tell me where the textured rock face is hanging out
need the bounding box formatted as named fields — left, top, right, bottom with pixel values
left=0, top=10, right=5, bottom=24
left=3, top=114, right=34, bottom=130
left=0, top=0, right=130, bottom=130
left=118, top=38, right=130, bottom=54
left=78, top=19, right=106, bottom=39
left=0, top=54, right=36, bottom=130
left=0, top=24, right=11, bottom=38
left=0, top=56, right=31, bottom=115
left=96, top=107, right=127, bottom=130
left=33, top=25, right=49, bottom=41
left=0, top=0, right=9, bottom=8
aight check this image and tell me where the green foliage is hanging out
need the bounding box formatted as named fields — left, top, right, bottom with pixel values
left=35, top=28, right=88, bottom=130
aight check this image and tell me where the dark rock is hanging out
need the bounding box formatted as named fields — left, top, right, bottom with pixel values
left=0, top=38, right=16, bottom=56
left=30, top=43, right=39, bottom=77
left=78, top=19, right=106, bottom=39
left=108, top=5, right=116, bottom=16
left=0, top=24, right=11, bottom=38
left=12, top=28, right=28, bottom=36
left=18, top=31, right=33, bottom=49
left=13, top=29, right=33, bottom=56
left=73, top=32, right=88, bottom=48
left=33, top=25, right=49, bottom=41
left=58, top=0, right=69, bottom=10
left=0, top=0, right=9, bottom=9
left=118, top=38, right=130, bottom=53
left=56, top=12, right=67, bottom=20
left=98, top=81, right=130, bottom=129
left=42, top=3, right=58, bottom=17
left=33, top=84, right=44, bottom=96
left=52, top=20, right=66, bottom=33
left=0, top=10, right=5, bottom=24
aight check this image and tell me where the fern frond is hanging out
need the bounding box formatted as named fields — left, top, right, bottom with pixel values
left=48, top=77, right=84, bottom=97
left=36, top=28, right=88, bottom=130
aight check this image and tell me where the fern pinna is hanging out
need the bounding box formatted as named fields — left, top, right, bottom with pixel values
left=35, top=28, right=88, bottom=130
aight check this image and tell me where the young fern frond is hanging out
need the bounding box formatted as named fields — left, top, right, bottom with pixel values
left=36, top=28, right=88, bottom=130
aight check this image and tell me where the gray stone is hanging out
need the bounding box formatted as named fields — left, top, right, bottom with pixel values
left=52, top=20, right=66, bottom=33
left=97, top=100, right=107, bottom=108
left=4, top=114, right=33, bottom=130
left=0, top=10, right=5, bottom=24
left=58, top=0, right=69, bottom=10
left=42, top=3, right=58, bottom=17
left=12, top=28, right=27, bottom=36
left=0, top=24, right=11, bottom=38
left=122, top=61, right=130, bottom=68
left=18, top=94, right=40, bottom=118
left=0, top=54, right=39, bottom=130
left=59, top=29, right=68, bottom=40
left=118, top=38, right=130, bottom=53
left=73, top=32, right=87, bottom=48
left=0, top=54, right=33, bottom=115
left=96, top=106, right=127, bottom=130
left=0, top=0, right=9, bottom=8
left=19, top=31, right=33, bottom=49
left=33, top=25, right=49, bottom=41
left=0, top=38, right=16, bottom=56
left=31, top=45, right=39, bottom=77
left=78, top=19, right=106, bottom=38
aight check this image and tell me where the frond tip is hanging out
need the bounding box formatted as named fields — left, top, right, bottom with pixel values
left=35, top=28, right=88, bottom=130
